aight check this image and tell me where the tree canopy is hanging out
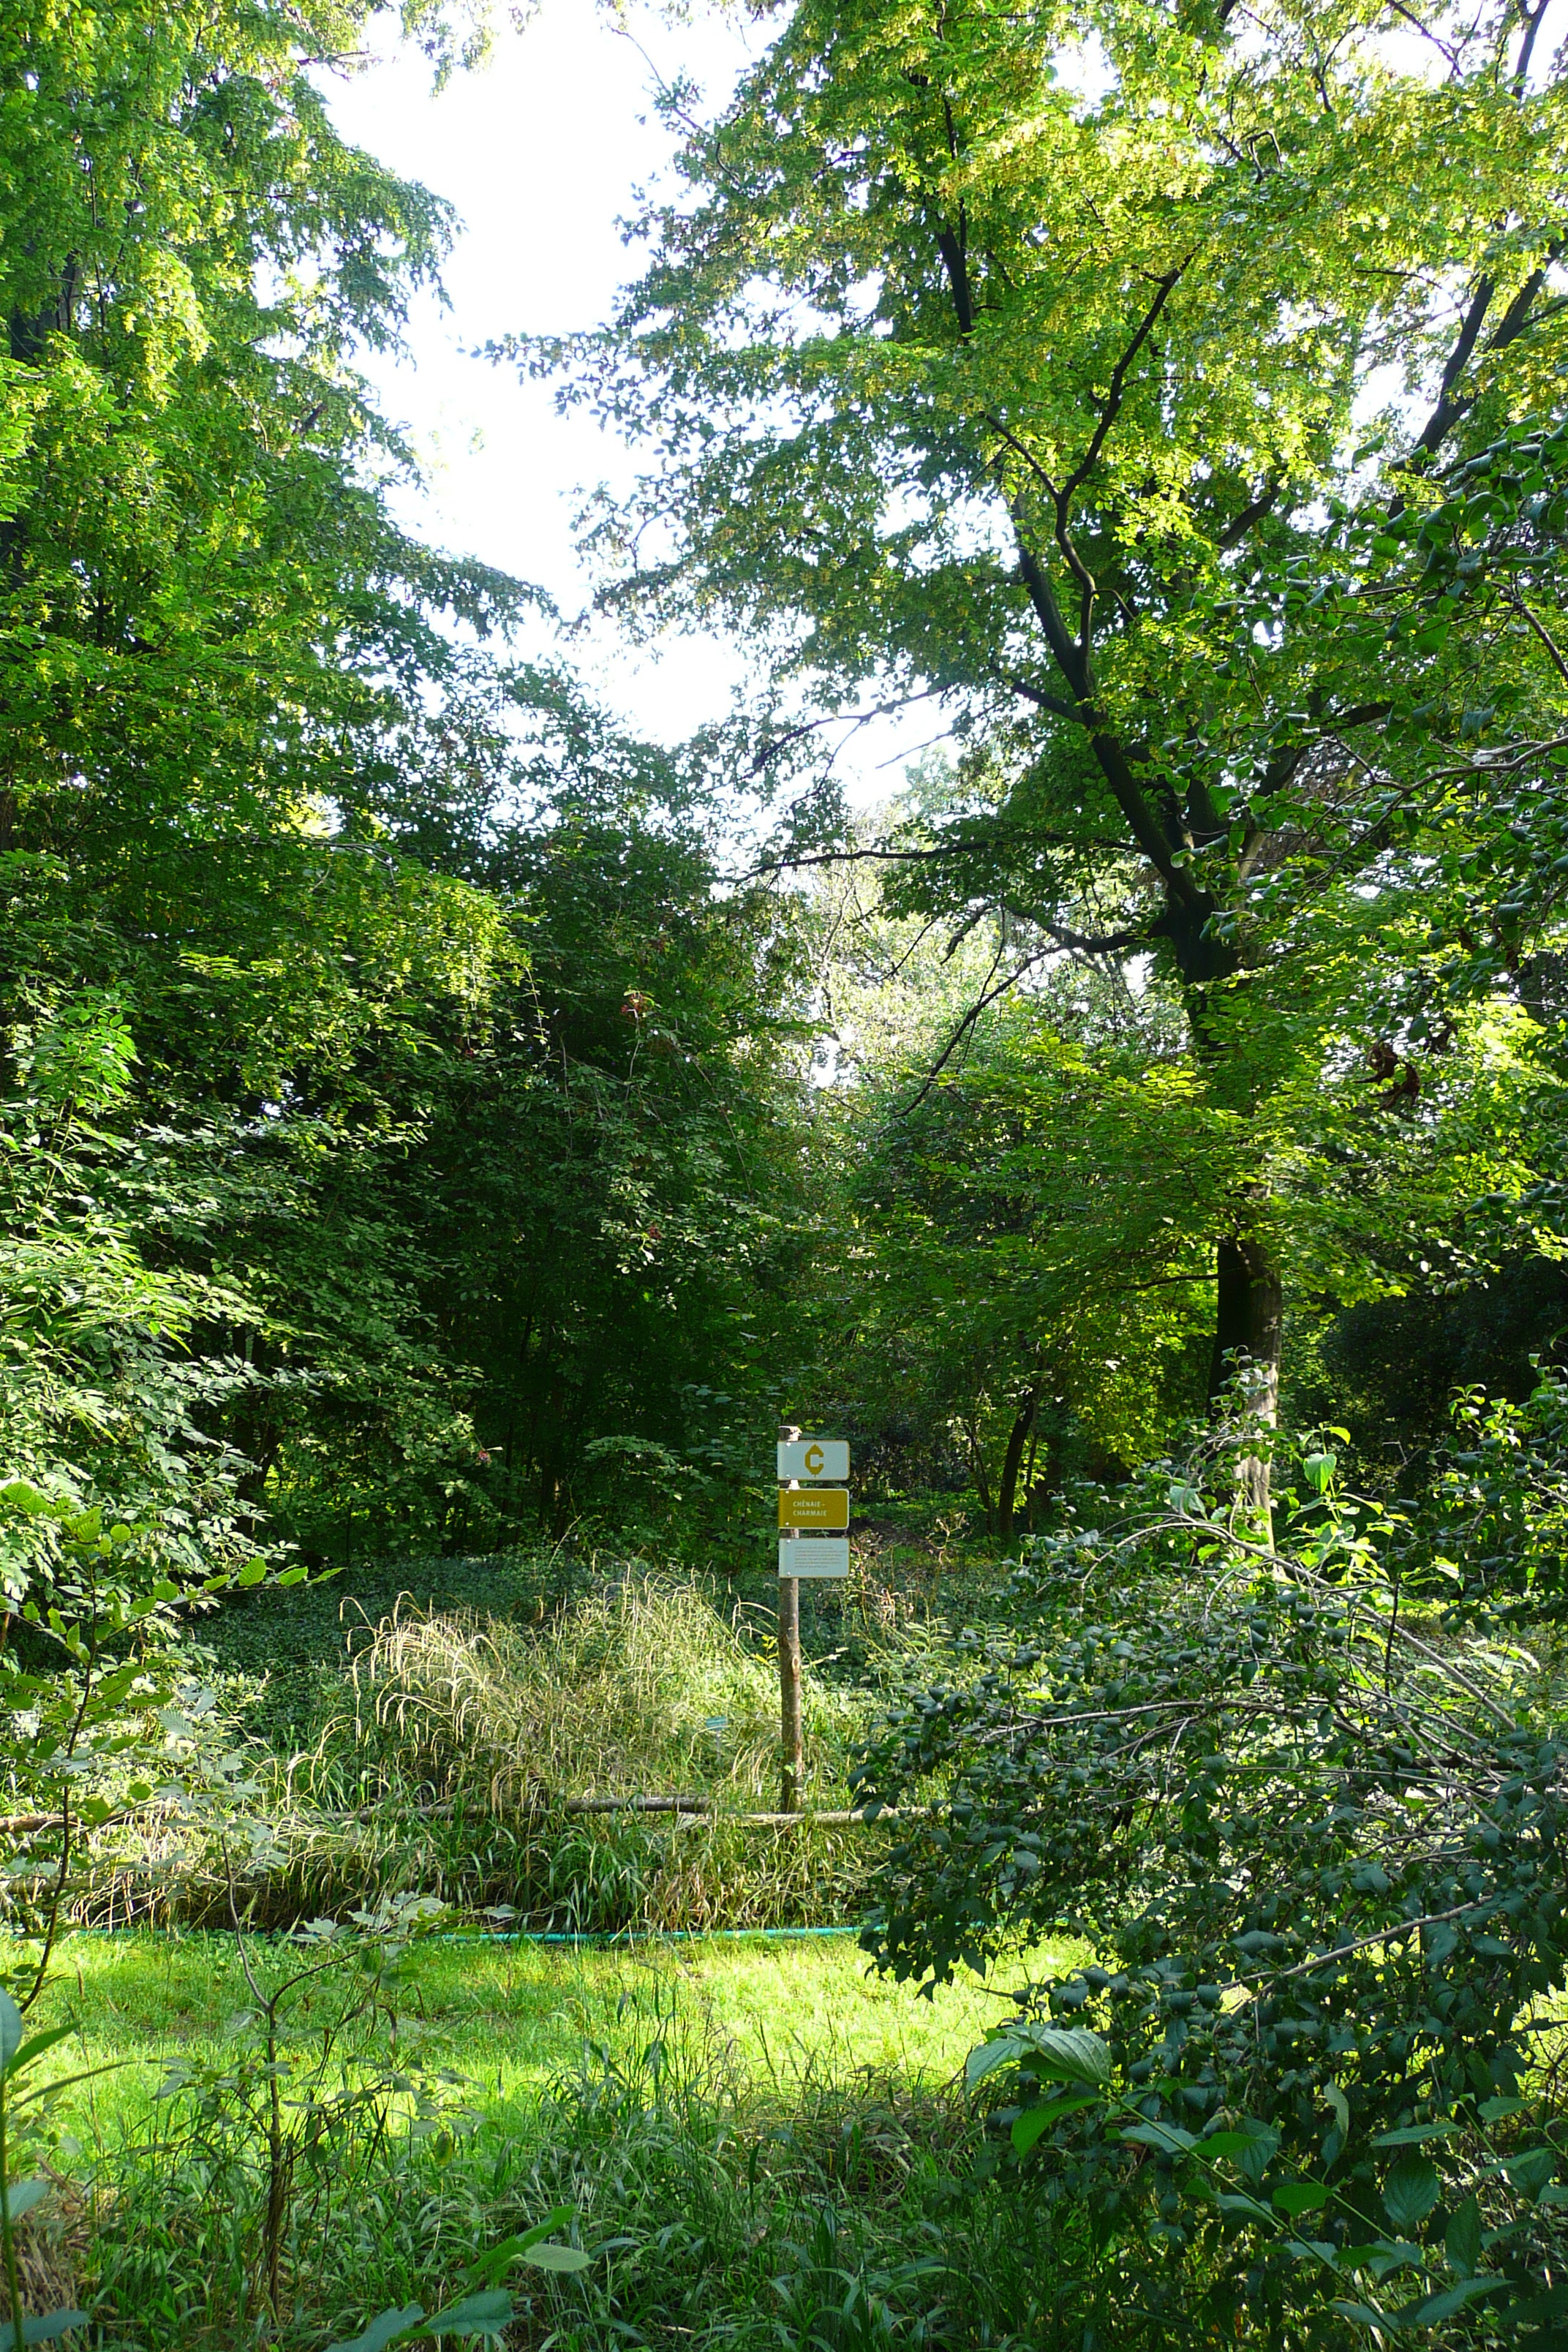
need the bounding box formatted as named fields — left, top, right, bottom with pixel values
left=532, top=0, right=1568, bottom=1502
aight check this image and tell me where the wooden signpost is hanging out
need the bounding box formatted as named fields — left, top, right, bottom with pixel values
left=776, top=1422, right=850, bottom=1811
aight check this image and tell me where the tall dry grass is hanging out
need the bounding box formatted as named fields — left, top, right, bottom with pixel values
left=347, top=1576, right=859, bottom=1814
left=91, top=1578, right=886, bottom=1931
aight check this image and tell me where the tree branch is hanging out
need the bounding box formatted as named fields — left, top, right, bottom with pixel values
left=1503, top=587, right=1568, bottom=687
left=750, top=690, right=946, bottom=772
left=1512, top=0, right=1553, bottom=91
left=998, top=667, right=1081, bottom=722
left=1013, top=532, right=1204, bottom=910
left=897, top=944, right=1054, bottom=1113
left=1060, top=265, right=1188, bottom=508
left=1413, top=276, right=1495, bottom=458
left=1217, top=478, right=1281, bottom=551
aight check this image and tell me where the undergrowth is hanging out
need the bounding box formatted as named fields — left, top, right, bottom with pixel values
left=82, top=1574, right=952, bottom=1934
left=78, top=1977, right=1169, bottom=2352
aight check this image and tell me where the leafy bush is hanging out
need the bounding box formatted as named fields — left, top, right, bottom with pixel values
left=853, top=1420, right=1568, bottom=2340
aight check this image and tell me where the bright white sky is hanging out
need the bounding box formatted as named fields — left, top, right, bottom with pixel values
left=324, top=1, right=929, bottom=802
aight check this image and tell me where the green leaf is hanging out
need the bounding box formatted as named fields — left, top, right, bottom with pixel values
left=0, top=2317, right=91, bottom=2349
left=1119, top=2120, right=1196, bottom=2155
left=1215, top=2190, right=1274, bottom=2223
left=461, top=2210, right=581, bottom=2288
left=10, top=2028, right=75, bottom=2076
left=1373, top=2122, right=1456, bottom=2147
left=1273, top=2182, right=1330, bottom=2216
left=0, top=2181, right=51, bottom=2223
left=1383, top=2154, right=1441, bottom=2233
left=0, top=1485, right=52, bottom=1517
left=1445, top=2195, right=1482, bottom=2277
left=965, top=2035, right=1022, bottom=2089
left=1011, top=2095, right=1103, bottom=2156
left=325, top=2307, right=425, bottom=2352
left=0, top=1994, right=24, bottom=2078
left=518, top=2244, right=592, bottom=2274
left=1501, top=2144, right=1556, bottom=2198
left=413, top=2288, right=514, bottom=2337
left=1400, top=2275, right=1506, bottom=2325
left=1498, top=2284, right=1568, bottom=2329
left=1006, top=2026, right=1112, bottom=2089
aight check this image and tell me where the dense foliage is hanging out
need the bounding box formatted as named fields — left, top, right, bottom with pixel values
left=537, top=0, right=1568, bottom=1514
left=855, top=1413, right=1568, bottom=2339
left=2, top=0, right=1568, bottom=2345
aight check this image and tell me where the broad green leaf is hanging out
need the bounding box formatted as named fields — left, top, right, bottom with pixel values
left=1498, top=2283, right=1568, bottom=2329
left=0, top=2180, right=51, bottom=2223
left=1273, top=2182, right=1330, bottom=2216
left=0, top=1994, right=24, bottom=2078
left=1445, top=2195, right=1482, bottom=2277
left=10, top=2029, right=74, bottom=2075
left=1398, top=2274, right=1506, bottom=2323
left=325, top=2307, right=425, bottom=2352
left=1383, top=2155, right=1441, bottom=2233
left=0, top=2316, right=91, bottom=2350
left=1215, top=2191, right=1274, bottom=2223
left=1501, top=2145, right=1557, bottom=2198
left=1331, top=2304, right=1392, bottom=2332
left=413, top=2288, right=514, bottom=2337
left=1119, top=2120, right=1196, bottom=2155
left=518, top=2244, right=592, bottom=2274
left=965, top=2035, right=1024, bottom=2089
left=0, top=1486, right=50, bottom=1517
left=461, top=2210, right=581, bottom=2287
left=1008, top=2027, right=1111, bottom=2089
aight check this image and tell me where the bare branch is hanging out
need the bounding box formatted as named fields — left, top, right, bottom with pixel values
left=1512, top=0, right=1553, bottom=91
left=1380, top=0, right=1462, bottom=73
left=998, top=668, right=1081, bottom=722
left=750, top=690, right=946, bottom=772
left=1503, top=587, right=1568, bottom=686
left=897, top=945, right=1052, bottom=1113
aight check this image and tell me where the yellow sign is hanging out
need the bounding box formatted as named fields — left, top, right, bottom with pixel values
left=778, top=1488, right=849, bottom=1531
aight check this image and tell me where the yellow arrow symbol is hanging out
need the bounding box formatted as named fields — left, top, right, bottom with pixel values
left=804, top=1442, right=825, bottom=1477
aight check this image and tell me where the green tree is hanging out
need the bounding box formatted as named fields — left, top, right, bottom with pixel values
left=535, top=0, right=1568, bottom=1502
left=0, top=0, right=530, bottom=1569
left=363, top=713, right=821, bottom=1556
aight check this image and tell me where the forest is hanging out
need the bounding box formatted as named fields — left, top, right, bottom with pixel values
left=2, top=0, right=1568, bottom=2345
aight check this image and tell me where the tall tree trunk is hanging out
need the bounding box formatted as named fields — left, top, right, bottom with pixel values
left=997, top=1385, right=1039, bottom=1545
left=1207, top=1235, right=1282, bottom=1526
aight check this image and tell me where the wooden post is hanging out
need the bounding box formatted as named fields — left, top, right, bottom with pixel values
left=777, top=1421, right=804, bottom=1812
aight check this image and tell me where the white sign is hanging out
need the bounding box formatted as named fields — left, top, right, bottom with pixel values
left=779, top=1537, right=849, bottom=1578
left=777, top=1438, right=849, bottom=1482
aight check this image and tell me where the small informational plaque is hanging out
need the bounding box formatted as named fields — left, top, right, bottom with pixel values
left=778, top=1537, right=850, bottom=1578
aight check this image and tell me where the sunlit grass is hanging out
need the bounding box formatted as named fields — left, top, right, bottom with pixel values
left=22, top=1926, right=1083, bottom=2146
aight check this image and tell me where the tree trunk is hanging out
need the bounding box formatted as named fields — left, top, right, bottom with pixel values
left=965, top=1415, right=995, bottom=1529
left=996, top=1386, right=1039, bottom=1545
left=1207, top=1235, right=1282, bottom=1526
